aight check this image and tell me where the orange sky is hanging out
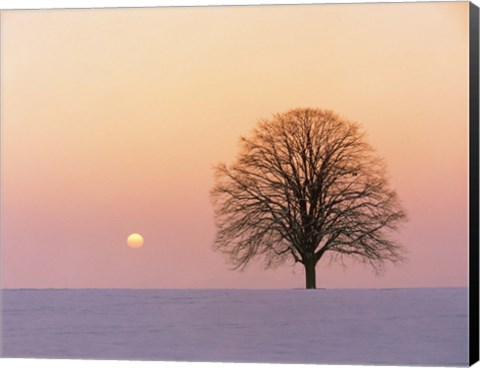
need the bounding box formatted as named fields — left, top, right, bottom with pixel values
left=1, top=2, right=470, bottom=288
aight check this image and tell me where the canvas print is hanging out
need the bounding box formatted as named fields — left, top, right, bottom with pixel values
left=0, top=1, right=478, bottom=366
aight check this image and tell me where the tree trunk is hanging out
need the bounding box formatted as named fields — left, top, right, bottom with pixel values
left=304, top=261, right=316, bottom=289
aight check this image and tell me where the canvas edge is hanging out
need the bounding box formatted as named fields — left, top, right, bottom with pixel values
left=470, top=1, right=480, bottom=366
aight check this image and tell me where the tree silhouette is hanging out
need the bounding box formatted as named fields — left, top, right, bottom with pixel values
left=211, top=108, right=407, bottom=289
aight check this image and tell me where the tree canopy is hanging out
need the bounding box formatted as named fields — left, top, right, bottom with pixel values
left=211, top=108, right=407, bottom=289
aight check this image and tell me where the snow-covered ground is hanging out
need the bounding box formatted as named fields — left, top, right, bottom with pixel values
left=1, top=288, right=468, bottom=365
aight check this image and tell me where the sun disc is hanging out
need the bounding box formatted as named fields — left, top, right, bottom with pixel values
left=127, top=233, right=144, bottom=249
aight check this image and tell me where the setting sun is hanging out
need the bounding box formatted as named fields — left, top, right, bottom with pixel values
left=127, top=233, right=144, bottom=249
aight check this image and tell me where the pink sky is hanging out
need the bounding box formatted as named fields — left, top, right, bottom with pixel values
left=1, top=2, right=469, bottom=289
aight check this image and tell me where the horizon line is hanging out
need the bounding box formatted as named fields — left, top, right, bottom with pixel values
left=0, top=286, right=468, bottom=291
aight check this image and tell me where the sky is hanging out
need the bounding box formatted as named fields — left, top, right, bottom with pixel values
left=0, top=1, right=470, bottom=289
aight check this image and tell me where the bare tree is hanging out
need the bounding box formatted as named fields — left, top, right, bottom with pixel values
left=211, top=108, right=407, bottom=289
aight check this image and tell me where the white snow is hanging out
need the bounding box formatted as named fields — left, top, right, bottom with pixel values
left=1, top=288, right=468, bottom=365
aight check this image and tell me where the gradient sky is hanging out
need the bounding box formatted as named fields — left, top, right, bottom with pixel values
left=1, top=2, right=470, bottom=289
